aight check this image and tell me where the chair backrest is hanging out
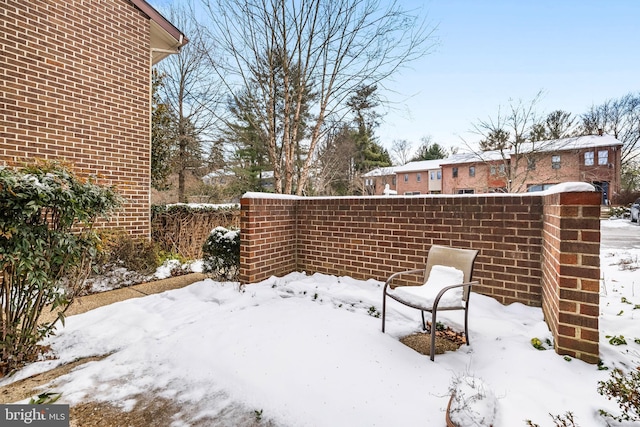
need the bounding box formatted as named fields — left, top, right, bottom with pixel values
left=424, top=245, right=479, bottom=300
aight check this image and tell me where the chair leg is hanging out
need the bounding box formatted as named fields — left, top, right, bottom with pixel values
left=464, top=308, right=470, bottom=346
left=430, top=309, right=437, bottom=361
left=381, top=293, right=387, bottom=333
left=421, top=311, right=427, bottom=331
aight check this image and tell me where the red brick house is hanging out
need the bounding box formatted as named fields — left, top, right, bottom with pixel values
left=363, top=134, right=622, bottom=203
left=440, top=151, right=507, bottom=195
left=362, top=160, right=446, bottom=196
left=0, top=0, right=187, bottom=237
left=362, top=166, right=398, bottom=195
left=441, top=135, right=623, bottom=203
left=394, top=159, right=444, bottom=195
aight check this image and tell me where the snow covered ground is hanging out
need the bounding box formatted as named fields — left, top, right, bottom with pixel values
left=2, top=219, right=639, bottom=426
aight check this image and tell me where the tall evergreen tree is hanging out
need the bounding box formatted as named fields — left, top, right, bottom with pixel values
left=175, top=117, right=204, bottom=202
left=348, top=84, right=392, bottom=173
left=151, top=70, right=175, bottom=191
left=411, top=136, right=448, bottom=161
left=225, top=87, right=271, bottom=196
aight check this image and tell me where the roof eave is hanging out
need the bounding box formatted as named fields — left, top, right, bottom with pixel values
left=130, top=0, right=189, bottom=64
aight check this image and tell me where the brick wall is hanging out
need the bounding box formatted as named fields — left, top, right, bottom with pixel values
left=240, top=195, right=298, bottom=284
left=541, top=191, right=601, bottom=363
left=240, top=190, right=601, bottom=363
left=1, top=0, right=152, bottom=236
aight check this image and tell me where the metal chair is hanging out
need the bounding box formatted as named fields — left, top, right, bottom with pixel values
left=381, top=245, right=479, bottom=361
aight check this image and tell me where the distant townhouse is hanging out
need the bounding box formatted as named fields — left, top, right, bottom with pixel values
left=394, top=159, right=445, bottom=195
left=362, top=134, right=623, bottom=204
left=440, top=151, right=507, bottom=194
left=362, top=166, right=398, bottom=195
left=440, top=134, right=622, bottom=204
left=516, top=135, right=622, bottom=203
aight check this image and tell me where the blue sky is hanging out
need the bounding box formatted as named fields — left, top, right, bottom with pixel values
left=378, top=0, right=640, bottom=152
left=150, top=0, right=640, bottom=155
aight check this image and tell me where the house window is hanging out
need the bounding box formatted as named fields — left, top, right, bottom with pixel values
left=457, top=189, right=474, bottom=194
left=490, top=165, right=496, bottom=175
left=584, top=152, right=594, bottom=166
left=437, top=170, right=441, bottom=180
left=598, top=150, right=608, bottom=165
left=452, top=167, right=458, bottom=178
left=552, top=155, right=561, bottom=169
left=469, top=166, right=475, bottom=177
left=417, top=173, right=421, bottom=182
left=499, top=164, right=505, bottom=174
left=404, top=174, right=409, bottom=182
left=430, top=171, right=435, bottom=180
left=527, top=157, right=536, bottom=170
left=392, top=177, right=396, bottom=186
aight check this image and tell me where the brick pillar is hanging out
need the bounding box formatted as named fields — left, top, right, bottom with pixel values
left=542, top=191, right=601, bottom=364
left=239, top=194, right=298, bottom=284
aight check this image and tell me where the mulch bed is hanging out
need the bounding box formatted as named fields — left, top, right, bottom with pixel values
left=400, top=324, right=466, bottom=356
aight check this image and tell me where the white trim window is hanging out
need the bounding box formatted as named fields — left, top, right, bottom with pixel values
left=584, top=151, right=594, bottom=166
left=598, top=150, right=608, bottom=165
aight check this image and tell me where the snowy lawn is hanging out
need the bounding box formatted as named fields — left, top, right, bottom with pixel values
left=2, top=220, right=639, bottom=426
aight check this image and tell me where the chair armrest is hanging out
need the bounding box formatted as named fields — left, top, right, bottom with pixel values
left=433, top=281, right=479, bottom=308
left=383, top=269, right=424, bottom=291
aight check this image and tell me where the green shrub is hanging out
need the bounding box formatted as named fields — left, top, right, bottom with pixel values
left=96, top=230, right=163, bottom=276
left=0, top=161, right=121, bottom=376
left=608, top=206, right=629, bottom=219
left=202, top=226, right=240, bottom=280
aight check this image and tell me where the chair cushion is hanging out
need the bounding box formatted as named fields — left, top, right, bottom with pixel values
left=388, top=265, right=465, bottom=309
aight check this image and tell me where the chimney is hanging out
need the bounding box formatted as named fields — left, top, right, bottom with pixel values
left=598, top=128, right=603, bottom=136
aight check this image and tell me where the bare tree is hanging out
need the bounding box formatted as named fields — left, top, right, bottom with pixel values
left=580, top=92, right=640, bottom=166
left=201, top=0, right=435, bottom=194
left=156, top=5, right=222, bottom=202
left=313, top=123, right=358, bottom=195
left=469, top=91, right=545, bottom=192
left=391, top=139, right=413, bottom=165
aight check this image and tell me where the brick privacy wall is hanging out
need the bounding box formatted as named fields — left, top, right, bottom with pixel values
left=541, top=192, right=601, bottom=364
left=240, top=191, right=601, bottom=363
left=1, top=0, right=152, bottom=237
left=240, top=196, right=298, bottom=284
